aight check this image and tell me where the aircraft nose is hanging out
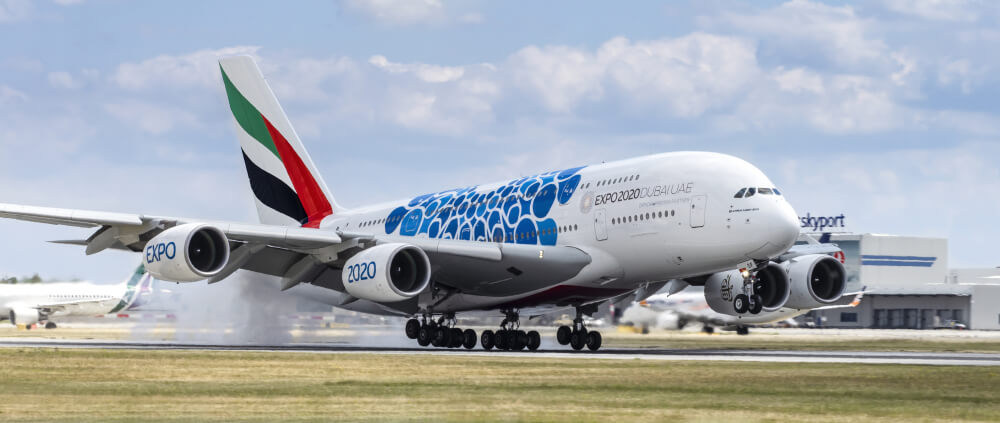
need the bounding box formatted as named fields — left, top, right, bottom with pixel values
left=771, top=201, right=800, bottom=251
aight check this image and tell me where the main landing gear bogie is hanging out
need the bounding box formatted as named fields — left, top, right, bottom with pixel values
left=481, top=310, right=541, bottom=352
left=557, top=308, right=602, bottom=352
left=406, top=316, right=478, bottom=350
left=733, top=265, right=766, bottom=315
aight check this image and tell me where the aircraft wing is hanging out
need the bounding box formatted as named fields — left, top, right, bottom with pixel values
left=30, top=298, right=109, bottom=314
left=0, top=202, right=592, bottom=296
left=811, top=287, right=867, bottom=310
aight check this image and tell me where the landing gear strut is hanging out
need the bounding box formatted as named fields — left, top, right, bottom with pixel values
left=734, top=263, right=764, bottom=315
left=557, top=307, right=602, bottom=351
left=481, top=309, right=540, bottom=352
left=406, top=314, right=477, bottom=350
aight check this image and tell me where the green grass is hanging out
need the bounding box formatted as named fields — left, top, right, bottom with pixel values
left=0, top=349, right=998, bottom=422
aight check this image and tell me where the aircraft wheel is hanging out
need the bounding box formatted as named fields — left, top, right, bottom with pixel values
left=44, top=322, right=57, bottom=329
left=748, top=295, right=763, bottom=314
left=733, top=294, right=749, bottom=314
left=556, top=326, right=571, bottom=345
left=526, top=331, right=541, bottom=351
left=417, top=325, right=433, bottom=346
left=480, top=330, right=495, bottom=350
left=736, top=326, right=750, bottom=336
left=702, top=325, right=715, bottom=334
left=569, top=331, right=585, bottom=351
left=461, top=329, right=477, bottom=349
left=405, top=319, right=420, bottom=339
left=495, top=330, right=508, bottom=350
left=432, top=327, right=447, bottom=347
left=448, top=328, right=465, bottom=348
left=510, top=331, right=525, bottom=351
left=586, top=331, right=602, bottom=351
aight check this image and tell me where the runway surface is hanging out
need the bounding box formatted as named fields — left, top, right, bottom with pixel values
left=3, top=338, right=999, bottom=366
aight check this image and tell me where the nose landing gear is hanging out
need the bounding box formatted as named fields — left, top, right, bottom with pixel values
left=734, top=263, right=765, bottom=315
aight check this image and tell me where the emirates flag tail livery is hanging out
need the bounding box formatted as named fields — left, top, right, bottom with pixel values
left=0, top=265, right=155, bottom=329
left=0, top=56, right=846, bottom=351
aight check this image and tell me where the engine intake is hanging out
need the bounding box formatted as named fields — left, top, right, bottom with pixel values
left=704, top=262, right=790, bottom=316
left=782, top=254, right=846, bottom=309
left=144, top=223, right=230, bottom=282
left=342, top=243, right=431, bottom=303
left=9, top=307, right=40, bottom=326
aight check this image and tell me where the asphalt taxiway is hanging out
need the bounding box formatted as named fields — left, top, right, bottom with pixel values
left=2, top=338, right=998, bottom=366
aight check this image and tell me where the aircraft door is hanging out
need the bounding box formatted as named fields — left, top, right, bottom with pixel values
left=689, top=195, right=707, bottom=228
left=594, top=208, right=608, bottom=241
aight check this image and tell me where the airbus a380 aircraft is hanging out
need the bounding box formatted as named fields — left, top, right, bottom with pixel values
left=0, top=56, right=846, bottom=352
left=0, top=265, right=154, bottom=329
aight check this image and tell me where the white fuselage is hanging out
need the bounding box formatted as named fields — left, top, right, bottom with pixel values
left=629, top=289, right=807, bottom=329
left=297, top=151, right=800, bottom=315
left=0, top=282, right=127, bottom=320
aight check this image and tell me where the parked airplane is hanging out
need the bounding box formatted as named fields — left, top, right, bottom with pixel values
left=0, top=265, right=154, bottom=329
left=0, top=56, right=846, bottom=351
left=624, top=285, right=866, bottom=335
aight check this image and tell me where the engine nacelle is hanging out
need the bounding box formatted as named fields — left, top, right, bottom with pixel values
left=342, top=243, right=431, bottom=303
left=144, top=223, right=230, bottom=282
left=705, top=262, right=790, bottom=316
left=9, top=307, right=40, bottom=326
left=782, top=254, right=846, bottom=309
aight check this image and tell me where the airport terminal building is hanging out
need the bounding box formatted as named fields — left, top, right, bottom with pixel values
left=804, top=232, right=1000, bottom=330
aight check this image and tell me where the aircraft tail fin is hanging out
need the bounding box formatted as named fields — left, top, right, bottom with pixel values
left=110, top=264, right=155, bottom=313
left=219, top=55, right=343, bottom=228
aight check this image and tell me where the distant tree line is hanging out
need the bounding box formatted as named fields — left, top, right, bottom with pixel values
left=0, top=274, right=44, bottom=284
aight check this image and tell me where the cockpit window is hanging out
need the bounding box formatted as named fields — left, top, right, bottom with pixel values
left=773, top=188, right=782, bottom=195
left=734, top=188, right=747, bottom=198
left=758, top=187, right=773, bottom=195
left=745, top=187, right=756, bottom=198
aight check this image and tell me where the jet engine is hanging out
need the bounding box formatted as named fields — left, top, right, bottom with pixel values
left=704, top=262, right=790, bottom=316
left=144, top=223, right=230, bottom=282
left=781, top=254, right=846, bottom=309
left=342, top=243, right=431, bottom=303
left=9, top=307, right=40, bottom=326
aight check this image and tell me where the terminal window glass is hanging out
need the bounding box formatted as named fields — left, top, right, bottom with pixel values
left=840, top=312, right=858, bottom=323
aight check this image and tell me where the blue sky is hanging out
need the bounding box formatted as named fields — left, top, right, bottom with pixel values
left=0, top=0, right=998, bottom=281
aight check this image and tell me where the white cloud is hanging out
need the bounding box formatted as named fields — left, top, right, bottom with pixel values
left=369, top=55, right=465, bottom=83
left=111, top=46, right=259, bottom=91
left=47, top=71, right=79, bottom=89
left=0, top=85, right=27, bottom=104
left=716, top=0, right=887, bottom=67
left=509, top=34, right=759, bottom=117
left=883, top=0, right=981, bottom=22
left=104, top=101, right=200, bottom=135
left=341, top=0, right=446, bottom=25
left=0, top=0, right=31, bottom=23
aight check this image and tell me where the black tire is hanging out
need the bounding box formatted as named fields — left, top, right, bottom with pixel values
left=733, top=294, right=749, bottom=314
left=405, top=319, right=420, bottom=339
left=702, top=325, right=715, bottom=334
left=432, top=327, right=447, bottom=347
left=417, top=326, right=432, bottom=346
left=480, top=330, right=495, bottom=350
left=449, top=328, right=463, bottom=348
left=527, top=331, right=541, bottom=351
left=462, top=329, right=477, bottom=349
left=736, top=326, right=750, bottom=335
left=569, top=331, right=585, bottom=350
left=586, top=331, right=602, bottom=351
left=510, top=331, right=524, bottom=351
left=556, top=325, right=572, bottom=345
left=749, top=295, right=763, bottom=314
left=44, top=322, right=57, bottom=329
left=495, top=330, right=508, bottom=350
